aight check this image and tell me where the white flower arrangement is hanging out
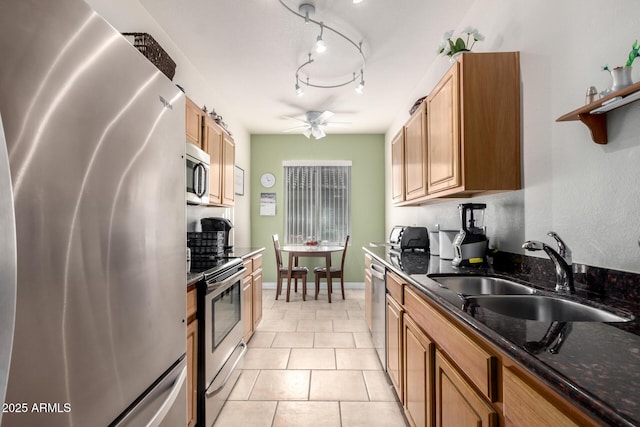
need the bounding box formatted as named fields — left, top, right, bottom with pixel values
left=437, top=27, right=484, bottom=58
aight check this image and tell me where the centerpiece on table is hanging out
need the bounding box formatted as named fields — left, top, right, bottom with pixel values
left=437, top=27, right=484, bottom=62
left=602, top=40, right=640, bottom=92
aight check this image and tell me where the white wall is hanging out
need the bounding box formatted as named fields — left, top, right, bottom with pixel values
left=85, top=0, right=252, bottom=247
left=386, top=0, right=640, bottom=273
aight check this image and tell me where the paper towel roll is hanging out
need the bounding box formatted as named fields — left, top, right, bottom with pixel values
left=439, top=230, right=458, bottom=260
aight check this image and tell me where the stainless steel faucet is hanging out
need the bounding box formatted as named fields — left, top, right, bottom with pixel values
left=522, top=232, right=574, bottom=294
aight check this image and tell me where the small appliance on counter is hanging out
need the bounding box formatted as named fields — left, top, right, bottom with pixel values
left=389, top=226, right=430, bottom=252
left=452, top=203, right=489, bottom=267
left=201, top=217, right=233, bottom=250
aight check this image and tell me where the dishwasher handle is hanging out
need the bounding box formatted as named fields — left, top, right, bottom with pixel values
left=370, top=263, right=385, bottom=281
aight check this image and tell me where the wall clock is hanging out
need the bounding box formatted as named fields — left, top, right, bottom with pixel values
left=260, top=173, right=276, bottom=188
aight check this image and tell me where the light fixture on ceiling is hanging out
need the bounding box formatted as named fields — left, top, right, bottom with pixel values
left=315, top=23, right=326, bottom=53
left=353, top=0, right=364, bottom=3
left=280, top=1, right=366, bottom=94
left=355, top=69, right=364, bottom=94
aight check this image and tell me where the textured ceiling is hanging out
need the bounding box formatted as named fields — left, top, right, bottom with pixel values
left=139, top=0, right=474, bottom=135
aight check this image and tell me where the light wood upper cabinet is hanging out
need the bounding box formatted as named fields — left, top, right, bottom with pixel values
left=391, top=129, right=406, bottom=204
left=404, top=102, right=428, bottom=201
left=185, top=97, right=204, bottom=149
left=427, top=52, right=521, bottom=198
left=394, top=52, right=521, bottom=205
left=427, top=65, right=460, bottom=194
left=222, top=133, right=235, bottom=206
left=185, top=96, right=235, bottom=207
left=203, top=115, right=223, bottom=204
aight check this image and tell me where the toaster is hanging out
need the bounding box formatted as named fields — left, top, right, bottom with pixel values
left=389, top=226, right=429, bottom=252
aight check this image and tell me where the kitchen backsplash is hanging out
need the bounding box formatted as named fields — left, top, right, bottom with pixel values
left=493, top=251, right=640, bottom=307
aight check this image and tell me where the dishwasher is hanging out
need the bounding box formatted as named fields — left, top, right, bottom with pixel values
left=370, top=260, right=386, bottom=368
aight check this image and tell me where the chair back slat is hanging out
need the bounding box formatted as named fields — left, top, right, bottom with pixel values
left=272, top=234, right=283, bottom=269
left=340, top=235, right=350, bottom=270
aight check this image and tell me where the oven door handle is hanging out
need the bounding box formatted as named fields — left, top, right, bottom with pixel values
left=205, top=341, right=247, bottom=397
left=206, top=267, right=246, bottom=294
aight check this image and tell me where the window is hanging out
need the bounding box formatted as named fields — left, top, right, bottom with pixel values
left=283, top=161, right=351, bottom=245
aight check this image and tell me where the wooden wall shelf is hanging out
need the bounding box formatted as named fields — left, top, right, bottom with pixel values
left=557, top=80, right=640, bottom=144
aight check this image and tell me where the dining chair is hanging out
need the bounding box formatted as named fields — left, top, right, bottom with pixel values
left=272, top=234, right=309, bottom=301
left=314, top=235, right=349, bottom=301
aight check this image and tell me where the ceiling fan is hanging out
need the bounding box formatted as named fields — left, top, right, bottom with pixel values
left=282, top=110, right=350, bottom=139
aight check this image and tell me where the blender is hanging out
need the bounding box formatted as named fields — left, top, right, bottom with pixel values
left=452, top=203, right=488, bottom=267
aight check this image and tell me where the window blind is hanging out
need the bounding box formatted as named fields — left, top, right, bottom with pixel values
left=283, top=162, right=351, bottom=245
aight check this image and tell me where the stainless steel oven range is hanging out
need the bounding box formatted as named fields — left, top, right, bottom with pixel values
left=197, top=258, right=247, bottom=426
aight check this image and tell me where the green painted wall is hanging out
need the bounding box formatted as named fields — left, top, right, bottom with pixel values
left=251, top=134, right=385, bottom=283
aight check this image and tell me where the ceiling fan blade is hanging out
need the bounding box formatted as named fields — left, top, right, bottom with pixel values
left=325, top=122, right=351, bottom=128
left=283, top=125, right=309, bottom=132
left=303, top=128, right=312, bottom=138
left=316, top=110, right=334, bottom=123
left=282, top=115, right=307, bottom=123
left=311, top=126, right=326, bottom=139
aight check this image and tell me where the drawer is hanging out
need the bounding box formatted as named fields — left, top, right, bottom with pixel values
left=386, top=271, right=404, bottom=305
left=364, top=253, right=372, bottom=269
left=253, top=253, right=263, bottom=271
left=503, top=367, right=579, bottom=427
left=243, top=258, right=252, bottom=277
left=404, top=286, right=497, bottom=401
left=186, top=287, right=197, bottom=320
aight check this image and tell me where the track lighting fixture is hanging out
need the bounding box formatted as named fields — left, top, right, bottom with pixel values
left=279, top=1, right=366, bottom=94
left=355, top=69, right=364, bottom=93
left=315, top=23, right=326, bottom=53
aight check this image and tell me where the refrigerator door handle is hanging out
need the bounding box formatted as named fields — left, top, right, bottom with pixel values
left=0, top=113, right=17, bottom=425
left=146, top=366, right=187, bottom=427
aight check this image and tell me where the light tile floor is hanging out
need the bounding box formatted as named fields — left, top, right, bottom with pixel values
left=214, top=288, right=409, bottom=427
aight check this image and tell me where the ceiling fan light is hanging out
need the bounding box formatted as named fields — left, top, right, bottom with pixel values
left=316, top=36, right=326, bottom=53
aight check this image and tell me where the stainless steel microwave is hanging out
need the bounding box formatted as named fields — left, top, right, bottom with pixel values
left=186, top=143, right=210, bottom=205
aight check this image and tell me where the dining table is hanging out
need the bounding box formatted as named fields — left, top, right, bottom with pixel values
left=280, top=244, right=345, bottom=303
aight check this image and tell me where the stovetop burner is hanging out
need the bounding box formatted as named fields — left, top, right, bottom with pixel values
left=190, top=256, right=241, bottom=275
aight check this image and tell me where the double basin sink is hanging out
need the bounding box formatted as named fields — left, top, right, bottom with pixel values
left=430, top=275, right=633, bottom=323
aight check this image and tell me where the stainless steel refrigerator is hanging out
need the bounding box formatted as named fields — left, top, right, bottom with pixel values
left=0, top=0, right=187, bottom=425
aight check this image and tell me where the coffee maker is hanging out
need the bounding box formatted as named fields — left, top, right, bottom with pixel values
left=452, top=203, right=488, bottom=267
left=201, top=217, right=234, bottom=251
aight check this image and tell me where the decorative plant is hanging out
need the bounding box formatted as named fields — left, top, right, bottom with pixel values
left=602, top=39, right=640, bottom=71
left=437, top=27, right=484, bottom=58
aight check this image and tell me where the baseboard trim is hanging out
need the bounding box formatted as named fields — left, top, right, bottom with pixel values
left=262, top=282, right=364, bottom=290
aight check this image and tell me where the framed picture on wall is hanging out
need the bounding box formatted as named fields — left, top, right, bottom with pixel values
left=235, top=166, right=244, bottom=196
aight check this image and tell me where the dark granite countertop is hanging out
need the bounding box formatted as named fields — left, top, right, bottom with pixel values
left=186, top=247, right=265, bottom=287
left=364, top=245, right=640, bottom=427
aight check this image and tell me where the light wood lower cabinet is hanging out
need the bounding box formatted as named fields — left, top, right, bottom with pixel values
left=435, top=350, right=497, bottom=427
left=403, top=313, right=434, bottom=427
left=378, top=267, right=600, bottom=427
left=386, top=294, right=403, bottom=401
left=242, top=252, right=264, bottom=342
left=242, top=275, right=253, bottom=342
left=252, top=269, right=263, bottom=330
left=186, top=286, right=198, bottom=427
